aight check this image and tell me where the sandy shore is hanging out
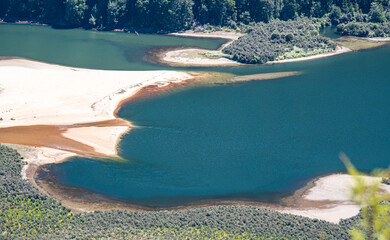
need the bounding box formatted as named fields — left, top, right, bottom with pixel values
left=0, top=59, right=193, bottom=155
left=267, top=46, right=352, bottom=64
left=281, top=174, right=390, bottom=223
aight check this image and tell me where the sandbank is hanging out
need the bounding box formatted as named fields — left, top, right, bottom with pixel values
left=0, top=58, right=193, bottom=157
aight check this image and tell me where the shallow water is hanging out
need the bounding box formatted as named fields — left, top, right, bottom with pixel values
left=0, top=24, right=225, bottom=70
left=2, top=24, right=390, bottom=207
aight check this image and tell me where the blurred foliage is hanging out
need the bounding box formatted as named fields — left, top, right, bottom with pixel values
left=340, top=153, right=390, bottom=240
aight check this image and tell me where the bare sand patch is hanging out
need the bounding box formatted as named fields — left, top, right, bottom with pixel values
left=280, top=174, right=390, bottom=223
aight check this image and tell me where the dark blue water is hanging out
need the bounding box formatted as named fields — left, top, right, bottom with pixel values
left=48, top=45, right=390, bottom=205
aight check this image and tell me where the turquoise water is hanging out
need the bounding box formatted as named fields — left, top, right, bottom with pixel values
left=2, top=24, right=390, bottom=207
left=0, top=24, right=226, bottom=70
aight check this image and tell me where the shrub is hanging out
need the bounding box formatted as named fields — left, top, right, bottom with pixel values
left=223, top=18, right=337, bottom=64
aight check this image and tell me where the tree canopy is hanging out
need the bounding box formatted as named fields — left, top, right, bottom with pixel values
left=0, top=0, right=389, bottom=32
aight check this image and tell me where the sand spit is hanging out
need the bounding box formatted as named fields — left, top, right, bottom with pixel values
left=154, top=31, right=243, bottom=67
left=162, top=48, right=241, bottom=67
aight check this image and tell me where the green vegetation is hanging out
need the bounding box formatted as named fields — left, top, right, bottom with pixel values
left=198, top=51, right=232, bottom=59
left=0, top=0, right=389, bottom=33
left=382, top=177, right=390, bottom=185
left=337, top=22, right=390, bottom=37
left=341, top=153, right=390, bottom=240
left=0, top=144, right=356, bottom=239
left=223, top=19, right=337, bottom=63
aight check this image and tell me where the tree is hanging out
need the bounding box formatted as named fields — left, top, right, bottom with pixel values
left=329, top=5, right=342, bottom=23
left=250, top=0, right=274, bottom=23
left=285, top=32, right=294, bottom=41
left=64, top=0, right=88, bottom=26
left=369, top=2, right=386, bottom=23
left=341, top=153, right=390, bottom=240
left=280, top=0, right=298, bottom=20
left=106, top=0, right=127, bottom=28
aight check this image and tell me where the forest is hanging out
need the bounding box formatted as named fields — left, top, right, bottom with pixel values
left=0, top=0, right=389, bottom=33
left=0, top=144, right=357, bottom=239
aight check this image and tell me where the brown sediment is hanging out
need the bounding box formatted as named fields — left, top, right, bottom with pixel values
left=334, top=36, right=390, bottom=51
left=113, top=71, right=236, bottom=110
left=0, top=120, right=128, bottom=157
left=279, top=173, right=343, bottom=210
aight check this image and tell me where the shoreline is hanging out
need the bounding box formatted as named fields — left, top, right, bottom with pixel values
left=150, top=31, right=243, bottom=67
left=32, top=165, right=390, bottom=223
left=0, top=57, right=195, bottom=180
left=155, top=32, right=390, bottom=67
left=266, top=46, right=352, bottom=64
left=1, top=57, right=389, bottom=224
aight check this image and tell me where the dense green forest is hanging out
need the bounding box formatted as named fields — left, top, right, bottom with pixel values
left=223, top=18, right=337, bottom=63
left=0, top=144, right=357, bottom=239
left=0, top=0, right=389, bottom=32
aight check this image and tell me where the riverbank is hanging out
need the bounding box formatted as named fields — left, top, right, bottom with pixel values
left=266, top=46, right=352, bottom=64
left=1, top=58, right=389, bottom=224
